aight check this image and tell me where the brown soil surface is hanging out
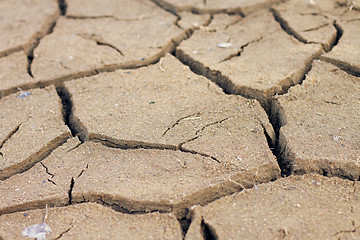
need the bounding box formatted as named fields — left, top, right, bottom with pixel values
left=0, top=0, right=359, bottom=239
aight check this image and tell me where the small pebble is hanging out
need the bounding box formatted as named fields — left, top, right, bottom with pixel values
left=217, top=42, right=232, bottom=48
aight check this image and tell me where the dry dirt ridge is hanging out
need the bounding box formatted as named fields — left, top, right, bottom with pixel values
left=0, top=0, right=359, bottom=239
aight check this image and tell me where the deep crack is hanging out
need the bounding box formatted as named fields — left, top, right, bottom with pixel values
left=58, top=0, right=67, bottom=16
left=178, top=209, right=192, bottom=238
left=269, top=100, right=292, bottom=176
left=56, top=85, right=88, bottom=141
left=27, top=52, right=34, bottom=78
left=68, top=177, right=74, bottom=205
left=330, top=21, right=344, bottom=50
left=201, top=219, right=218, bottom=240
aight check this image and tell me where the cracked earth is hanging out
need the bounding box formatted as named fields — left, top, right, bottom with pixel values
left=0, top=0, right=359, bottom=239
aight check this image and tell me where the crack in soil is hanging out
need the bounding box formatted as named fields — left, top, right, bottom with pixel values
left=271, top=8, right=309, bottom=44
left=77, top=164, right=88, bottom=178
left=85, top=196, right=173, bottom=215
left=269, top=98, right=293, bottom=176
left=26, top=53, right=34, bottom=78
left=162, top=112, right=200, bottom=137
left=178, top=208, right=191, bottom=238
left=194, top=117, right=232, bottom=136
left=67, top=15, right=151, bottom=22
left=329, top=21, right=344, bottom=51
left=299, top=12, right=330, bottom=19
left=201, top=219, right=218, bottom=240
left=77, top=34, right=124, bottom=56
left=68, top=177, right=74, bottom=205
left=54, top=227, right=72, bottom=240
left=89, top=134, right=221, bottom=164
left=47, top=178, right=57, bottom=186
left=302, top=23, right=331, bottom=32
left=40, top=163, right=58, bottom=186
left=95, top=41, right=124, bottom=56
left=218, top=36, right=264, bottom=63
left=40, top=162, right=55, bottom=178
left=57, top=0, right=67, bottom=16
left=179, top=146, right=221, bottom=163
left=56, top=85, right=88, bottom=141
left=0, top=123, right=22, bottom=152
left=333, top=220, right=358, bottom=236
left=65, top=141, right=83, bottom=152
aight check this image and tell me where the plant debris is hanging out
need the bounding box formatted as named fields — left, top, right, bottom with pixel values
left=22, top=205, right=51, bottom=240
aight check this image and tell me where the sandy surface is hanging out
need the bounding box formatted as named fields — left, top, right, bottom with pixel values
left=0, top=0, right=359, bottom=239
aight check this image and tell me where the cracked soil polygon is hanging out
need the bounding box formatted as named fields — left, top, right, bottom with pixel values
left=0, top=86, right=70, bottom=180
left=176, top=10, right=323, bottom=108
left=70, top=141, right=278, bottom=216
left=185, top=174, right=360, bottom=240
left=0, top=0, right=59, bottom=57
left=0, top=203, right=182, bottom=240
left=0, top=136, right=277, bottom=217
left=31, top=0, right=185, bottom=83
left=273, top=61, right=360, bottom=179
left=65, top=54, right=279, bottom=176
left=0, top=51, right=36, bottom=98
